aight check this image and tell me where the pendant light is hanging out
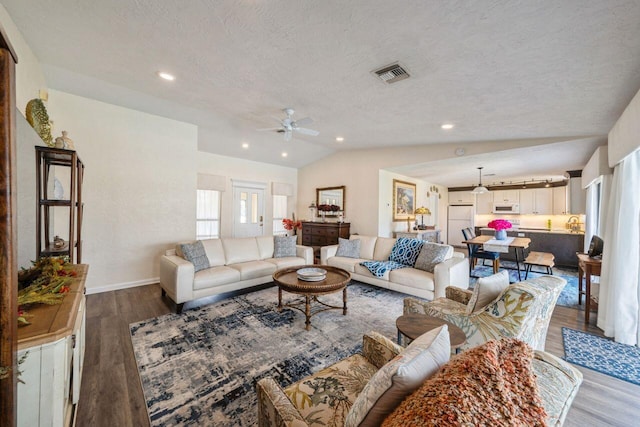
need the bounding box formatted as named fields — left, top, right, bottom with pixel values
left=471, top=166, right=489, bottom=194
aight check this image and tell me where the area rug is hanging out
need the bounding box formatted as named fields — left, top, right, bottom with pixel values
left=562, top=327, right=640, bottom=386
left=471, top=261, right=580, bottom=308
left=129, top=282, right=405, bottom=426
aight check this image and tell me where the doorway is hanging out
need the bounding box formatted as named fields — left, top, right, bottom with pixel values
left=232, top=181, right=265, bottom=237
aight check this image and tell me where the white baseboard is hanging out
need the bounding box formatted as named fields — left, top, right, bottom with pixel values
left=85, top=277, right=160, bottom=295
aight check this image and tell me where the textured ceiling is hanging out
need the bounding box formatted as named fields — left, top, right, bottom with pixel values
left=4, top=1, right=640, bottom=185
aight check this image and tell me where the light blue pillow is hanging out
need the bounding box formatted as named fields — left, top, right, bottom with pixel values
left=274, top=235, right=297, bottom=258
left=336, top=238, right=361, bottom=258
left=389, top=237, right=424, bottom=266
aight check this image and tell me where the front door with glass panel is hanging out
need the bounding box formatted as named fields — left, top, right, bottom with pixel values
left=233, top=183, right=265, bottom=237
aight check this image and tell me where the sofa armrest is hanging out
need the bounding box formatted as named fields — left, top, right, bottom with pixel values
left=445, top=286, right=473, bottom=305
left=362, top=332, right=403, bottom=369
left=320, top=245, right=339, bottom=265
left=433, top=256, right=469, bottom=298
left=256, top=377, right=308, bottom=427
left=295, top=245, right=314, bottom=264
left=159, top=255, right=195, bottom=304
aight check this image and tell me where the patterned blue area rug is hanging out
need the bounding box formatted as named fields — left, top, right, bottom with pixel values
left=562, top=327, right=640, bottom=386
left=129, top=282, right=405, bottom=426
left=471, top=261, right=580, bottom=308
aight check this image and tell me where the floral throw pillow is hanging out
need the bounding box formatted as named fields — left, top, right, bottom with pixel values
left=274, top=235, right=297, bottom=258
left=336, top=237, right=361, bottom=258
left=389, top=237, right=424, bottom=266
left=179, top=241, right=210, bottom=272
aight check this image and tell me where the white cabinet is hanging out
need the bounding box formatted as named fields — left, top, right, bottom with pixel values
left=475, top=191, right=494, bottom=214
left=553, top=186, right=569, bottom=215
left=493, top=190, right=519, bottom=203
left=448, top=191, right=475, bottom=205
left=520, top=188, right=553, bottom=215
left=17, top=265, right=87, bottom=427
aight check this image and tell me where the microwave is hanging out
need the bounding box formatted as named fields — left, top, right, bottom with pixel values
left=493, top=203, right=520, bottom=214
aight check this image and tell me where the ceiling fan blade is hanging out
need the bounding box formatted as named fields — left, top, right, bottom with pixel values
left=294, top=117, right=313, bottom=127
left=284, top=130, right=292, bottom=141
left=257, top=127, right=282, bottom=131
left=295, top=127, right=320, bottom=136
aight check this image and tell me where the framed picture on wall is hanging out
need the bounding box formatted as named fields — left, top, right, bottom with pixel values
left=393, top=179, right=416, bottom=221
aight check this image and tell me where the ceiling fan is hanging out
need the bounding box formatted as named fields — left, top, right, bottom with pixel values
left=258, top=108, right=319, bottom=141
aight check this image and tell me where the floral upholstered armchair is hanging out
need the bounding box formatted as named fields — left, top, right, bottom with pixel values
left=404, top=275, right=566, bottom=352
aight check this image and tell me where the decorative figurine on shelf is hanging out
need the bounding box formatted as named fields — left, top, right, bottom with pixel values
left=414, top=206, right=431, bottom=230
left=53, top=235, right=65, bottom=248
left=54, top=130, right=75, bottom=150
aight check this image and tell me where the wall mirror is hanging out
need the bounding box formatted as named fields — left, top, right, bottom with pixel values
left=316, top=186, right=345, bottom=216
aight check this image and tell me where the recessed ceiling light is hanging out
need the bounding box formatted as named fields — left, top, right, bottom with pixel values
left=441, top=123, right=454, bottom=130
left=157, top=71, right=175, bottom=81
left=281, top=152, right=288, bottom=158
left=241, top=143, right=249, bottom=149
left=336, top=137, right=344, bottom=142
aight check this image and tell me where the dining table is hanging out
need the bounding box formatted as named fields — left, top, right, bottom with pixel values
left=462, top=235, right=532, bottom=281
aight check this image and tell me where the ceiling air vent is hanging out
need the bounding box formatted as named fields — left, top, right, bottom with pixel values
left=372, top=63, right=410, bottom=84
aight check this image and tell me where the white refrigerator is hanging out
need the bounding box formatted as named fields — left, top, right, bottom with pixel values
left=448, top=205, right=475, bottom=247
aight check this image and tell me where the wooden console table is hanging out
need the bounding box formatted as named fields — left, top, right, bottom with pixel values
left=577, top=253, right=601, bottom=324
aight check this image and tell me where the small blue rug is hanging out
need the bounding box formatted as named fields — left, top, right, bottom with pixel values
left=470, top=261, right=579, bottom=308
left=562, top=327, right=640, bottom=386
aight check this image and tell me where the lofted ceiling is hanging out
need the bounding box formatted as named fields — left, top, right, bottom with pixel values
left=3, top=1, right=640, bottom=186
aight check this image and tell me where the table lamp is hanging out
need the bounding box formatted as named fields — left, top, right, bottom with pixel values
left=414, top=206, right=431, bottom=230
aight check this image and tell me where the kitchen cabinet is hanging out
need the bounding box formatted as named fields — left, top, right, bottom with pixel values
left=394, top=230, right=442, bottom=243
left=519, top=188, right=553, bottom=215
left=475, top=191, right=494, bottom=214
left=448, top=191, right=475, bottom=205
left=553, top=186, right=568, bottom=215
left=493, top=190, right=519, bottom=203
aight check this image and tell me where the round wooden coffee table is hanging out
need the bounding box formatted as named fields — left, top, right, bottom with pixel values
left=273, top=265, right=351, bottom=330
left=396, top=314, right=467, bottom=351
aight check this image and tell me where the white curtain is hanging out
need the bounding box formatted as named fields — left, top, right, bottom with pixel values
left=597, top=149, right=640, bottom=346
left=584, top=183, right=598, bottom=252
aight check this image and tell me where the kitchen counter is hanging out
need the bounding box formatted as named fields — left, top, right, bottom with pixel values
left=477, top=228, right=583, bottom=268
left=479, top=227, right=584, bottom=235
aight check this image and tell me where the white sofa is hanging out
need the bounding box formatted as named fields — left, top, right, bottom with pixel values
left=160, top=236, right=314, bottom=313
left=321, top=235, right=469, bottom=300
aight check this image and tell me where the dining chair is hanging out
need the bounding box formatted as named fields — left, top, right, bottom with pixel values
left=462, top=228, right=500, bottom=274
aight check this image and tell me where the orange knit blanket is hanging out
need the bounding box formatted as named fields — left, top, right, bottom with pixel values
left=383, top=338, right=547, bottom=426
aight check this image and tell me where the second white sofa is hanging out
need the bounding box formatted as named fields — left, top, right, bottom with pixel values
left=160, top=236, right=314, bottom=313
left=321, top=235, right=469, bottom=300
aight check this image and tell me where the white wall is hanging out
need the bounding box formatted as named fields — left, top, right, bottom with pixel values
left=197, top=153, right=297, bottom=237
left=47, top=90, right=198, bottom=293
left=609, top=87, right=640, bottom=166
left=0, top=5, right=48, bottom=117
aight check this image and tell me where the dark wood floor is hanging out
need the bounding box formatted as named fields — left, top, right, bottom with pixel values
left=76, top=284, right=640, bottom=427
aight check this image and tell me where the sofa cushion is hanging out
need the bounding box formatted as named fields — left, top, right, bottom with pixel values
left=466, top=270, right=510, bottom=313
left=193, top=266, right=241, bottom=290
left=265, top=256, right=306, bottom=270
left=228, top=260, right=276, bottom=280
left=336, top=237, right=361, bottom=258
left=389, top=238, right=424, bottom=266
left=256, top=236, right=275, bottom=259
left=201, top=238, right=226, bottom=267
left=345, top=326, right=450, bottom=427
left=360, top=260, right=408, bottom=278
left=274, top=235, right=297, bottom=258
left=222, top=238, right=261, bottom=264
left=382, top=338, right=547, bottom=427
left=329, top=256, right=368, bottom=273
left=285, top=354, right=378, bottom=427
left=351, top=235, right=377, bottom=260
left=373, top=237, right=397, bottom=261
left=388, top=268, right=435, bottom=292
left=414, top=243, right=451, bottom=273
left=179, top=241, right=210, bottom=272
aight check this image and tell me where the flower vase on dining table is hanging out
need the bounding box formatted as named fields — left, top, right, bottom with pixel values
left=495, top=229, right=507, bottom=240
